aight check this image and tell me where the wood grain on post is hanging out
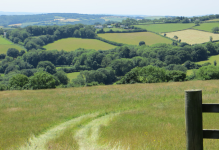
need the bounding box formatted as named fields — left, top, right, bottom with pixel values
left=185, top=90, right=203, bottom=150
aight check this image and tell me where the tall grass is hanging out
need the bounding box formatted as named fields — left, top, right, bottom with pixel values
left=1, top=81, right=219, bottom=149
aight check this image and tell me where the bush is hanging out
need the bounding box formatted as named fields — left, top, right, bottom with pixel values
left=7, top=48, right=19, bottom=58
left=196, top=65, right=219, bottom=80
left=53, top=71, right=69, bottom=85
left=9, top=74, right=29, bottom=89
left=28, top=71, right=56, bottom=89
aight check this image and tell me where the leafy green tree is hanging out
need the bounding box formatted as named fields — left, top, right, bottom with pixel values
left=196, top=65, right=219, bottom=80
left=28, top=71, right=56, bottom=89
left=7, top=48, right=19, bottom=58
left=37, top=61, right=56, bottom=74
left=212, top=27, right=219, bottom=33
left=9, top=74, right=29, bottom=88
left=53, top=71, right=69, bottom=85
left=166, top=70, right=186, bottom=81
left=139, top=41, right=145, bottom=46
left=195, top=20, right=200, bottom=26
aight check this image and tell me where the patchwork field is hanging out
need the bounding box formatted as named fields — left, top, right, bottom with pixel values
left=0, top=37, right=25, bottom=53
left=1, top=81, right=219, bottom=149
left=43, top=38, right=116, bottom=51
left=67, top=72, right=80, bottom=81
left=98, top=32, right=172, bottom=45
left=134, top=23, right=195, bottom=33
left=193, top=22, right=219, bottom=32
left=165, top=29, right=219, bottom=44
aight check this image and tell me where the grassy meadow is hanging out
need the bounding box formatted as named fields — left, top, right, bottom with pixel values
left=195, top=54, right=219, bottom=65
left=67, top=72, right=80, bottom=81
left=98, top=32, right=172, bottom=45
left=193, top=22, right=219, bottom=32
left=134, top=23, right=195, bottom=33
left=43, top=38, right=116, bottom=51
left=1, top=81, right=219, bottom=149
left=165, top=29, right=219, bottom=44
left=0, top=37, right=25, bottom=53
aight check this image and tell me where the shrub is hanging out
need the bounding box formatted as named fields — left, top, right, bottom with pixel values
left=28, top=71, right=56, bottom=89
left=9, top=74, right=29, bottom=89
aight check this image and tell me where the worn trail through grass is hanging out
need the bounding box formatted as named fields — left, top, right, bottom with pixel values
left=75, top=113, right=123, bottom=150
left=19, top=112, right=123, bottom=150
left=19, top=113, right=99, bottom=150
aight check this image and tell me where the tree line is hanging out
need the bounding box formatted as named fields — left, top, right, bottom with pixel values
left=6, top=24, right=96, bottom=50
left=1, top=41, right=219, bottom=90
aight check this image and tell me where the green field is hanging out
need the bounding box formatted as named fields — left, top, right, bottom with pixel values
left=0, top=37, right=13, bottom=44
left=134, top=23, right=195, bottom=33
left=43, top=38, right=116, bottom=51
left=196, top=54, right=219, bottom=65
left=67, top=72, right=80, bottom=81
left=193, top=22, right=219, bottom=32
left=0, top=37, right=25, bottom=53
left=1, top=81, right=219, bottom=149
left=98, top=32, right=172, bottom=45
left=206, top=19, right=219, bottom=22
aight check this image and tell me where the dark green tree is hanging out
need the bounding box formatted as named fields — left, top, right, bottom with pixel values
left=7, top=48, right=19, bottom=58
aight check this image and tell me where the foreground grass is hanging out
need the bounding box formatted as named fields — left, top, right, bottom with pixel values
left=165, top=29, right=219, bottom=44
left=43, top=38, right=116, bottom=51
left=193, top=22, right=219, bottom=32
left=1, top=81, right=219, bottom=149
left=98, top=32, right=172, bottom=46
left=134, top=23, right=195, bottom=33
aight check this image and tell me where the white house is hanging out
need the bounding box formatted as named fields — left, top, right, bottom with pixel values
left=3, top=32, right=6, bottom=37
left=107, top=25, right=112, bottom=28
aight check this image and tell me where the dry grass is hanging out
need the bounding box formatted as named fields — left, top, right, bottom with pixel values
left=60, top=19, right=80, bottom=22
left=1, top=81, right=219, bottom=149
left=43, top=38, right=116, bottom=51
left=165, top=29, right=219, bottom=44
left=98, top=32, right=172, bottom=46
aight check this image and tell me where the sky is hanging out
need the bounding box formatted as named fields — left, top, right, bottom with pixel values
left=1, top=0, right=219, bottom=16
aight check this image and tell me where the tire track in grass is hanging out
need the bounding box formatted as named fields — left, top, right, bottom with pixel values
left=19, top=113, right=98, bottom=150
left=75, top=113, right=127, bottom=150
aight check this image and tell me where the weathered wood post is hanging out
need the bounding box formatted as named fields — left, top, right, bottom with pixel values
left=185, top=90, right=203, bottom=150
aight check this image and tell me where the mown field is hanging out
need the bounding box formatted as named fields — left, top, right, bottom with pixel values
left=0, top=37, right=25, bottom=53
left=165, top=29, right=219, bottom=44
left=193, top=22, right=219, bottom=32
left=134, top=23, right=195, bottom=33
left=1, top=80, right=219, bottom=149
left=206, top=19, right=219, bottom=22
left=98, top=32, right=172, bottom=45
left=43, top=38, right=116, bottom=51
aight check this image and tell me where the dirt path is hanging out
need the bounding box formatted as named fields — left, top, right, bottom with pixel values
left=19, top=113, right=98, bottom=150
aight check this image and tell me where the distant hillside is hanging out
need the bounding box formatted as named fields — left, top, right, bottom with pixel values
left=0, top=13, right=110, bottom=27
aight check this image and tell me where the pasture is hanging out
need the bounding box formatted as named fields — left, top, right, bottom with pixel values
left=165, top=29, right=219, bottom=44
left=43, top=38, right=116, bottom=51
left=0, top=37, right=25, bottom=53
left=67, top=72, right=80, bottom=81
left=195, top=54, right=219, bottom=65
left=1, top=80, right=219, bottom=149
left=134, top=23, right=195, bottom=33
left=193, top=22, right=219, bottom=32
left=98, top=32, right=172, bottom=45
left=206, top=19, right=219, bottom=22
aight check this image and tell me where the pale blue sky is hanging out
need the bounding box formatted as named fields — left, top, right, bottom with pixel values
left=1, top=0, right=219, bottom=16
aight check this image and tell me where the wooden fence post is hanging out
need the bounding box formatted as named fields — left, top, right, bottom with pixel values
left=185, top=90, right=203, bottom=150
